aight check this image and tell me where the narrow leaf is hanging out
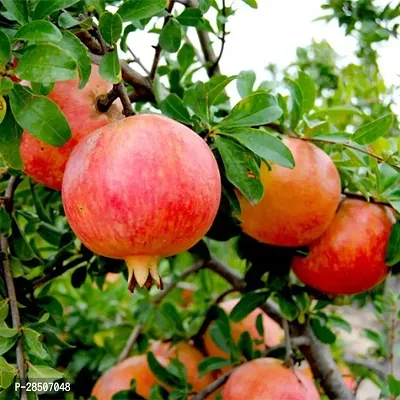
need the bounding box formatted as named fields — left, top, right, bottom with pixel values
left=297, top=71, right=315, bottom=114
left=353, top=113, right=394, bottom=145
left=160, top=94, right=191, bottom=125
left=1, top=0, right=28, bottom=24
left=33, top=0, right=80, bottom=20
left=118, top=0, right=166, bottom=21
left=160, top=19, right=182, bottom=53
left=183, top=81, right=209, bottom=122
left=285, top=78, right=303, bottom=130
left=230, top=292, right=269, bottom=322
left=386, top=223, right=400, bottom=267
left=0, top=30, right=11, bottom=67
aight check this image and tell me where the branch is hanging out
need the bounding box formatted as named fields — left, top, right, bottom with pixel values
left=283, top=319, right=294, bottom=367
left=210, top=0, right=227, bottom=75
left=116, top=80, right=134, bottom=117
left=126, top=46, right=150, bottom=75
left=118, top=261, right=205, bottom=362
left=343, top=354, right=388, bottom=381
left=149, top=0, right=176, bottom=80
left=301, top=136, right=400, bottom=171
left=1, top=177, right=27, bottom=400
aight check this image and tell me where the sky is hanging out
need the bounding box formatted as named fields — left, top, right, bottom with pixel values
left=120, top=0, right=400, bottom=97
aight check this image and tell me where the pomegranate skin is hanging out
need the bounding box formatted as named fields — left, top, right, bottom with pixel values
left=222, top=358, right=320, bottom=400
left=238, top=138, right=341, bottom=247
left=62, top=114, right=221, bottom=288
left=20, top=64, right=122, bottom=190
left=292, top=199, right=393, bottom=295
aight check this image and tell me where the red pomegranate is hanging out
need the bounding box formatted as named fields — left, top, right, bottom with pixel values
left=292, top=199, right=394, bottom=295
left=20, top=64, right=122, bottom=190
left=238, top=138, right=341, bottom=247
left=62, top=114, right=221, bottom=291
left=222, top=358, right=320, bottom=400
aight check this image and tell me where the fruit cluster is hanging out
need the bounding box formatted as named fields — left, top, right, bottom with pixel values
left=20, top=66, right=395, bottom=399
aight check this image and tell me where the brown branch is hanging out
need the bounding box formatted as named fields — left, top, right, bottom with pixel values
left=1, top=177, right=27, bottom=400
left=283, top=319, right=294, bottom=367
left=116, top=80, right=134, bottom=117
left=149, top=0, right=176, bottom=80
left=211, top=0, right=227, bottom=75
left=126, top=46, right=150, bottom=75
left=118, top=261, right=205, bottom=362
left=342, top=354, right=388, bottom=381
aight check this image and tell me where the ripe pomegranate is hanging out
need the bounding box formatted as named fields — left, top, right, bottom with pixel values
left=222, top=358, right=320, bottom=400
left=92, top=342, right=215, bottom=400
left=92, top=354, right=165, bottom=400
left=151, top=341, right=215, bottom=393
left=292, top=199, right=394, bottom=295
left=204, top=298, right=283, bottom=360
left=62, top=114, right=221, bottom=291
left=20, top=64, right=122, bottom=190
left=238, top=138, right=341, bottom=247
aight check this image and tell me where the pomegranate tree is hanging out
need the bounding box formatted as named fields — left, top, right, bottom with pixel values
left=62, top=114, right=221, bottom=291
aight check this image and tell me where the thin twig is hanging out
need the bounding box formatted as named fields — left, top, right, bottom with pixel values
left=210, top=0, right=227, bottom=75
left=283, top=319, right=294, bottom=368
left=116, top=80, right=134, bottom=117
left=149, top=0, right=176, bottom=80
left=1, top=177, right=27, bottom=400
left=92, top=26, right=107, bottom=55
left=301, top=137, right=400, bottom=171
left=118, top=261, right=205, bottom=362
left=127, top=46, right=150, bottom=75
left=343, top=355, right=388, bottom=381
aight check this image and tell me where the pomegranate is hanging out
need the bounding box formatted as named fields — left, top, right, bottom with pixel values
left=20, top=64, right=122, bottom=190
left=238, top=138, right=341, bottom=247
left=222, top=358, right=320, bottom=400
left=62, top=114, right=221, bottom=291
left=292, top=199, right=394, bottom=295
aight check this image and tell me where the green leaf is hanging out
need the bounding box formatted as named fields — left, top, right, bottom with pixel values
left=198, top=357, right=231, bottom=377
left=285, top=78, right=303, bottom=130
left=33, top=0, right=80, bottom=20
left=147, top=352, right=185, bottom=389
left=352, top=113, right=394, bottom=145
left=87, top=0, right=105, bottom=14
left=9, top=216, right=39, bottom=262
left=22, top=327, right=50, bottom=360
left=0, top=335, right=18, bottom=355
left=230, top=291, right=269, bottom=322
left=0, top=208, right=11, bottom=234
left=310, top=105, right=362, bottom=119
left=229, top=128, right=295, bottom=168
left=328, top=315, right=352, bottom=333
left=0, top=299, right=9, bottom=322
left=0, top=30, right=11, bottom=67
left=242, top=0, right=258, bottom=8
left=16, top=43, right=77, bottom=83
left=177, top=8, right=202, bottom=27
left=9, top=84, right=71, bottom=147
left=0, top=78, right=14, bottom=96
left=58, top=12, right=82, bottom=29
left=160, top=94, right=191, bottom=125
left=238, top=331, right=254, bottom=360
left=60, top=31, right=92, bottom=89
left=0, top=96, right=6, bottom=124
left=199, top=0, right=212, bottom=13
left=388, top=375, right=400, bottom=397
left=0, top=356, right=16, bottom=390
left=217, top=93, right=282, bottom=129
left=209, top=322, right=232, bottom=356
left=386, top=223, right=400, bottom=267
left=237, top=70, right=256, bottom=98
left=27, top=364, right=63, bottom=380
left=14, top=21, right=62, bottom=43
left=214, top=135, right=263, bottom=204
left=0, top=101, right=22, bottom=169
left=1, top=0, right=28, bottom=24
left=205, top=75, right=236, bottom=108
left=297, top=71, right=315, bottom=114
left=160, top=19, right=182, bottom=53
left=100, top=11, right=123, bottom=45
left=99, top=50, right=121, bottom=84
left=0, top=326, right=18, bottom=338
left=310, top=318, right=336, bottom=344
left=118, top=0, right=166, bottom=21
left=177, top=43, right=194, bottom=75
left=183, top=81, right=209, bottom=122
left=276, top=294, right=298, bottom=321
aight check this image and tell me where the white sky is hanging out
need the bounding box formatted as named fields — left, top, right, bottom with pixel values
left=121, top=0, right=400, bottom=94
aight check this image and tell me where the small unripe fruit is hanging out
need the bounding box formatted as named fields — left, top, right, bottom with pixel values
left=20, top=64, right=122, bottom=190
left=204, top=299, right=283, bottom=360
left=62, top=114, right=221, bottom=291
left=238, top=138, right=341, bottom=247
left=222, top=358, right=320, bottom=400
left=292, top=199, right=394, bottom=295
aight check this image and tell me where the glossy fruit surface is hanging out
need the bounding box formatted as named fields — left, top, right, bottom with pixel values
left=20, top=64, right=122, bottom=190
left=62, top=114, right=221, bottom=290
left=238, top=138, right=341, bottom=247
left=292, top=199, right=394, bottom=294
left=222, top=358, right=320, bottom=400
